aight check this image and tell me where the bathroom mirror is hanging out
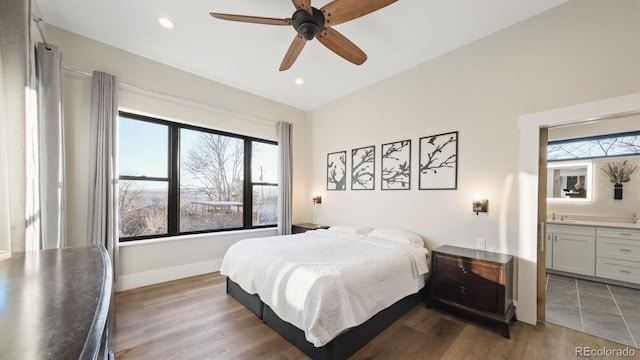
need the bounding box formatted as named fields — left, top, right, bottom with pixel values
left=546, top=161, right=592, bottom=201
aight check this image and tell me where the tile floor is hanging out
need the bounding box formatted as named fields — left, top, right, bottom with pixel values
left=546, top=273, right=639, bottom=349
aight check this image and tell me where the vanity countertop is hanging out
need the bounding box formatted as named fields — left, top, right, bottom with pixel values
left=547, top=219, right=640, bottom=230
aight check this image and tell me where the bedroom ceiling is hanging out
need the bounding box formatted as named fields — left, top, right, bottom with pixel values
left=35, top=0, right=568, bottom=110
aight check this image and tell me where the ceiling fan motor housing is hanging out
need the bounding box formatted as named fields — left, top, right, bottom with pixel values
left=292, top=8, right=325, bottom=40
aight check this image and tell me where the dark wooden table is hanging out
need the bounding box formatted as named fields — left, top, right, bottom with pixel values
left=0, top=245, right=113, bottom=360
left=291, top=223, right=330, bottom=234
left=428, top=245, right=516, bottom=338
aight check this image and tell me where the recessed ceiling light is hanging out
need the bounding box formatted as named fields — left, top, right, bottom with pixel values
left=158, top=17, right=174, bottom=29
left=295, top=78, right=304, bottom=85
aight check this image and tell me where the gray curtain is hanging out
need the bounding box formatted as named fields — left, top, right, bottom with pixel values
left=276, top=122, right=293, bottom=235
left=37, top=42, right=66, bottom=250
left=0, top=42, right=8, bottom=256
left=87, top=71, right=119, bottom=278
left=0, top=0, right=39, bottom=253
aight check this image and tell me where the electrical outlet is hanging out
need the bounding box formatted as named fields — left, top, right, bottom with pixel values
left=477, top=237, right=486, bottom=250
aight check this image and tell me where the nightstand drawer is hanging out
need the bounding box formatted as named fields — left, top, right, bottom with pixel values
left=291, top=223, right=329, bottom=234
left=433, top=274, right=501, bottom=313
left=434, top=253, right=502, bottom=284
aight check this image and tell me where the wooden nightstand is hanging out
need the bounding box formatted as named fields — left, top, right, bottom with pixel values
left=291, top=223, right=330, bottom=234
left=428, top=245, right=516, bottom=338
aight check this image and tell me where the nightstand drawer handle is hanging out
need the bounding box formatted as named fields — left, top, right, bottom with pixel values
left=459, top=266, right=468, bottom=274
left=619, top=248, right=631, bottom=252
left=619, top=270, right=632, bottom=274
left=459, top=286, right=467, bottom=295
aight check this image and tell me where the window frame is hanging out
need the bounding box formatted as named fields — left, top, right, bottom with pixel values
left=118, top=111, right=278, bottom=242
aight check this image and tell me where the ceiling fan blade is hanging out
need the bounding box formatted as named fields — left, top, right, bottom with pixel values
left=316, top=27, right=367, bottom=65
left=320, top=0, right=397, bottom=26
left=280, top=35, right=307, bottom=71
left=291, top=0, right=313, bottom=15
left=210, top=13, right=292, bottom=26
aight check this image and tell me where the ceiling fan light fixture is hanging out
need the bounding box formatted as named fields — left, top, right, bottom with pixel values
left=295, top=78, right=304, bottom=85
left=158, top=17, right=174, bottom=29
left=292, top=8, right=324, bottom=40
left=298, top=23, right=319, bottom=40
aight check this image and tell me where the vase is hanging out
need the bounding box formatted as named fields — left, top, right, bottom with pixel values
left=614, top=183, right=623, bottom=200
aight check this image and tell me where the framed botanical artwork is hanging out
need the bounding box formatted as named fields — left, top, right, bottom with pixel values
left=419, top=131, right=458, bottom=190
left=327, top=151, right=347, bottom=190
left=381, top=140, right=411, bottom=190
left=351, top=146, right=375, bottom=190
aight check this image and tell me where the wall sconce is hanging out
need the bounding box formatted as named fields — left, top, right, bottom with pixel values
left=472, top=199, right=488, bottom=215
left=312, top=194, right=322, bottom=205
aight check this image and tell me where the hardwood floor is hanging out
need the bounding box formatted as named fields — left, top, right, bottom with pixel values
left=114, top=273, right=640, bottom=359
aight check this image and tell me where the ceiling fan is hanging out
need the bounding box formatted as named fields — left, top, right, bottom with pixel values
left=210, top=0, right=397, bottom=71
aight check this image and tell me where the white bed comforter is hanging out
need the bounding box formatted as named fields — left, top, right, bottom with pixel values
left=219, top=230, right=429, bottom=347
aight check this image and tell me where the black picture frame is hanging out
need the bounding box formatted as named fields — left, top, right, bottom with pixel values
left=327, top=151, right=347, bottom=190
left=351, top=146, right=375, bottom=190
left=381, top=140, right=411, bottom=190
left=419, top=131, right=458, bottom=190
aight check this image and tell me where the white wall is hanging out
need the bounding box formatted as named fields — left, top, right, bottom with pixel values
left=45, top=26, right=309, bottom=291
left=308, top=0, right=640, bottom=322
left=548, top=114, right=640, bottom=141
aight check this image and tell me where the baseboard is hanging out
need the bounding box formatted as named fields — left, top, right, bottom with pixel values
left=116, top=258, right=223, bottom=292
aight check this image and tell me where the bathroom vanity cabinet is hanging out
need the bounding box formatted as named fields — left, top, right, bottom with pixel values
left=546, top=224, right=596, bottom=276
left=596, top=227, right=640, bottom=285
left=546, top=222, right=640, bottom=286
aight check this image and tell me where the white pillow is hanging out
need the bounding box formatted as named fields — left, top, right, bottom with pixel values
left=369, top=228, right=424, bottom=247
left=327, top=225, right=373, bottom=235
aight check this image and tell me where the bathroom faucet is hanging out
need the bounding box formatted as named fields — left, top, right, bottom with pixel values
left=560, top=215, right=565, bottom=221
left=634, top=213, right=638, bottom=224
left=552, top=212, right=556, bottom=220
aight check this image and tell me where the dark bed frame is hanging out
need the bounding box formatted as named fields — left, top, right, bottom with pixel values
left=226, top=277, right=426, bottom=360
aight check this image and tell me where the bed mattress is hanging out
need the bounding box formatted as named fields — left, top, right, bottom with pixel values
left=220, top=230, right=429, bottom=347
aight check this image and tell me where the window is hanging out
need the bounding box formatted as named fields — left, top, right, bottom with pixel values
left=548, top=131, right=640, bottom=161
left=118, top=112, right=278, bottom=241
left=179, top=128, right=245, bottom=232
left=119, top=119, right=169, bottom=237
left=251, top=142, right=278, bottom=226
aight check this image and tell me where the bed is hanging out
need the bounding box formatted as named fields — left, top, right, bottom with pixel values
left=220, top=226, right=430, bottom=359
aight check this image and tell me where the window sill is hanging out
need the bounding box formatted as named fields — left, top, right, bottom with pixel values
left=118, top=227, right=278, bottom=247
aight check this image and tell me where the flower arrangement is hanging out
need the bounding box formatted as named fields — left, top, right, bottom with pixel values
left=600, top=160, right=639, bottom=184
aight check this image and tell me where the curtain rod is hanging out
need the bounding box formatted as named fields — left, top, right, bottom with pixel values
left=32, top=14, right=277, bottom=127
left=31, top=11, right=52, bottom=51
left=61, top=65, right=276, bottom=127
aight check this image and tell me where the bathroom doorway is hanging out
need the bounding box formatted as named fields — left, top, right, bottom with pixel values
left=538, top=109, right=640, bottom=348
left=521, top=94, right=640, bottom=347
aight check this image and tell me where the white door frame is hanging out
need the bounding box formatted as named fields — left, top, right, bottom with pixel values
left=517, top=92, right=640, bottom=325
